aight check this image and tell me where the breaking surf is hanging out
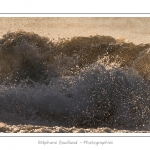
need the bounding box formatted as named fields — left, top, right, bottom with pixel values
left=0, top=31, right=150, bottom=132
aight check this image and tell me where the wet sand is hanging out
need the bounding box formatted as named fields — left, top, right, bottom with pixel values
left=0, top=122, right=149, bottom=133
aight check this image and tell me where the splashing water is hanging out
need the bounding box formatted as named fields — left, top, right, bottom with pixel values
left=0, top=31, right=150, bottom=130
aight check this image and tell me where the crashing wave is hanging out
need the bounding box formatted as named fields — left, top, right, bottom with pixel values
left=0, top=31, right=150, bottom=130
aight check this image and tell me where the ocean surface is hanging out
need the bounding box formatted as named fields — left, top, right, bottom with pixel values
left=0, top=29, right=149, bottom=133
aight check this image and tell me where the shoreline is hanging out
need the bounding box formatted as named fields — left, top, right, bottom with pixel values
left=0, top=122, right=150, bottom=133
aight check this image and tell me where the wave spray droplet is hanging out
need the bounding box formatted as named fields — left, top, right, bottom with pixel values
left=0, top=31, right=150, bottom=132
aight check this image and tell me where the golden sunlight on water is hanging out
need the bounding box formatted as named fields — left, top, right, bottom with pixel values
left=0, top=17, right=150, bottom=44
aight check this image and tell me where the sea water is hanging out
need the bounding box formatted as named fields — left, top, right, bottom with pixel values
left=0, top=31, right=150, bottom=132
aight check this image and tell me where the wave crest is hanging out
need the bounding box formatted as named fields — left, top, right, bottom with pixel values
left=0, top=31, right=150, bottom=130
